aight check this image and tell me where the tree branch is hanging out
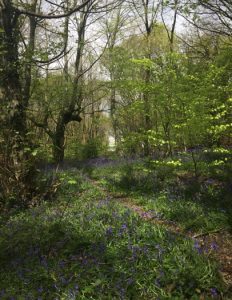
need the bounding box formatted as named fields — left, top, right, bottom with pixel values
left=14, top=0, right=92, bottom=19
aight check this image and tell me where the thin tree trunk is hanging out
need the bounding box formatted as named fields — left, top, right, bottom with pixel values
left=53, top=119, right=66, bottom=164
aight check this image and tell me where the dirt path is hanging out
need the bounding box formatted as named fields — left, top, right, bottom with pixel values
left=121, top=196, right=232, bottom=290
left=89, top=178, right=232, bottom=292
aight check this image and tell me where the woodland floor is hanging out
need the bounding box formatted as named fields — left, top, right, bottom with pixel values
left=84, top=157, right=232, bottom=295
left=0, top=158, right=232, bottom=299
left=89, top=175, right=232, bottom=289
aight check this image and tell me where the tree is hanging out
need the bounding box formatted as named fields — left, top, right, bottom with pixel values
left=102, top=24, right=173, bottom=156
left=161, top=0, right=179, bottom=52
left=102, top=4, right=128, bottom=145
left=0, top=0, right=92, bottom=203
left=131, top=0, right=161, bottom=156
left=28, top=0, right=122, bottom=163
left=181, top=0, right=232, bottom=36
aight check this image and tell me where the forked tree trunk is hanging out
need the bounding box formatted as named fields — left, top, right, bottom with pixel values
left=52, top=111, right=82, bottom=164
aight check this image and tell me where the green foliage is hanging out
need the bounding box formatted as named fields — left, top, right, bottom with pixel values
left=66, top=137, right=108, bottom=160
left=82, top=139, right=103, bottom=159
left=0, top=171, right=226, bottom=299
left=90, top=160, right=232, bottom=233
left=107, top=34, right=232, bottom=159
left=1, top=5, right=232, bottom=299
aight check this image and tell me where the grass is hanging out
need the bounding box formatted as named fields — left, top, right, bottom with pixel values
left=88, top=160, right=232, bottom=235
left=0, top=168, right=230, bottom=299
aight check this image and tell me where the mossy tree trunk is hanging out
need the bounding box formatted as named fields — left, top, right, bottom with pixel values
left=52, top=111, right=82, bottom=164
left=0, top=1, right=36, bottom=204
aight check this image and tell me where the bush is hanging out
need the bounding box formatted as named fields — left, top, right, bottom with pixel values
left=66, top=138, right=108, bottom=160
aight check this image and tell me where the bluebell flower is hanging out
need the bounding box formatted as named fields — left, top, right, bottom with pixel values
left=99, top=242, right=106, bottom=253
left=155, top=278, right=161, bottom=287
left=41, top=256, right=48, bottom=268
left=60, top=276, right=69, bottom=285
left=53, top=284, right=59, bottom=291
left=210, top=288, right=218, bottom=297
left=210, top=242, right=218, bottom=251
left=58, top=260, right=66, bottom=268
left=155, top=244, right=164, bottom=259
left=193, top=240, right=202, bottom=254
left=106, top=227, right=113, bottom=236
left=121, top=224, right=127, bottom=230
left=127, top=278, right=134, bottom=285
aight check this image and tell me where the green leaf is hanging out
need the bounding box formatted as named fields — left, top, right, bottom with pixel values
left=67, top=179, right=77, bottom=185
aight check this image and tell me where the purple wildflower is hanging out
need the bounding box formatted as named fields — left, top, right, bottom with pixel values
left=155, top=278, right=161, bottom=287
left=98, top=242, right=106, bottom=253
left=58, top=260, right=66, bottom=268
left=119, top=287, right=125, bottom=299
left=131, top=245, right=141, bottom=260
left=53, top=284, right=60, bottom=291
left=119, top=224, right=128, bottom=236
left=155, top=244, right=164, bottom=260
left=159, top=270, right=165, bottom=277
left=127, top=278, right=134, bottom=285
left=106, top=227, right=113, bottom=236
left=210, top=242, right=218, bottom=251
left=143, top=246, right=149, bottom=254
left=193, top=240, right=202, bottom=254
left=121, top=224, right=127, bottom=230
left=142, top=212, right=151, bottom=218
left=60, top=276, right=69, bottom=285
left=210, top=288, right=218, bottom=297
left=41, top=256, right=48, bottom=269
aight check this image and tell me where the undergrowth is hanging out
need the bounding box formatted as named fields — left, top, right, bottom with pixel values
left=0, top=170, right=228, bottom=299
left=89, top=160, right=232, bottom=235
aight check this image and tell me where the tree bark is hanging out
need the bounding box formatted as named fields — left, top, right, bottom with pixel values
left=53, top=119, right=66, bottom=164
left=0, top=1, right=36, bottom=204
left=0, top=1, right=26, bottom=134
left=51, top=7, right=87, bottom=163
left=52, top=110, right=82, bottom=164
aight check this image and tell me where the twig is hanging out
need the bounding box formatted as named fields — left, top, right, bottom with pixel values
left=193, top=228, right=225, bottom=239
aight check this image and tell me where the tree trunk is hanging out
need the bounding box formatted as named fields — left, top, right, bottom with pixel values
left=51, top=8, right=86, bottom=164
left=52, top=111, right=82, bottom=164
left=53, top=127, right=65, bottom=164
left=0, top=2, right=26, bottom=134
left=0, top=1, right=36, bottom=204
left=143, top=66, right=152, bottom=157
left=110, top=79, right=118, bottom=145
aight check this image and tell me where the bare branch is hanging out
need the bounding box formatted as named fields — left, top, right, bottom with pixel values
left=14, top=0, right=92, bottom=19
